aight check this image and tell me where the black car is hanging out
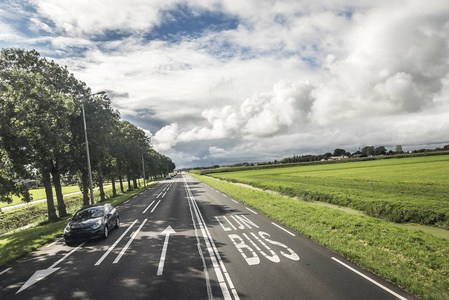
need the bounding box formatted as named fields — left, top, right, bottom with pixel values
left=64, top=203, right=119, bottom=244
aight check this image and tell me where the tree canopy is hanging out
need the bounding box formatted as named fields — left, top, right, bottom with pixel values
left=0, top=48, right=175, bottom=220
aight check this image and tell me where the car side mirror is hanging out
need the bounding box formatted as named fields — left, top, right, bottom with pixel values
left=106, top=213, right=112, bottom=219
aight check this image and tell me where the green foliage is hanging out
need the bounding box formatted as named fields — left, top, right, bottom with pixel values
left=210, top=155, right=449, bottom=228
left=0, top=48, right=175, bottom=218
left=192, top=174, right=449, bottom=300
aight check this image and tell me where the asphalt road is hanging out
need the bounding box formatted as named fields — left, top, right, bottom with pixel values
left=0, top=173, right=417, bottom=299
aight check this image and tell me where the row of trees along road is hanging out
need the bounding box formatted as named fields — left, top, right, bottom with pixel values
left=0, top=48, right=175, bottom=221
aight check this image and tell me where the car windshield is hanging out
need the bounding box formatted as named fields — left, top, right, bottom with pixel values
left=72, top=207, right=104, bottom=221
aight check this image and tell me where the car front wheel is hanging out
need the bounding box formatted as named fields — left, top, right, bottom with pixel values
left=115, top=217, right=120, bottom=228
left=103, top=226, right=109, bottom=239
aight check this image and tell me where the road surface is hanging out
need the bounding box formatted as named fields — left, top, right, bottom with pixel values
left=0, top=173, right=417, bottom=299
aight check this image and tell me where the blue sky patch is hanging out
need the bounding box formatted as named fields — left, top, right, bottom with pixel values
left=146, top=4, right=239, bottom=42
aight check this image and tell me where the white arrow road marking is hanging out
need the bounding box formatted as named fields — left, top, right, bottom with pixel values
left=157, top=225, right=176, bottom=276
left=16, top=241, right=86, bottom=294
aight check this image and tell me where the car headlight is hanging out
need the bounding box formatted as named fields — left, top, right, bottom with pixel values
left=64, top=224, right=71, bottom=234
left=92, top=220, right=101, bottom=230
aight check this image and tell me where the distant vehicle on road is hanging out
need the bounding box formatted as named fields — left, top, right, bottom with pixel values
left=64, top=203, right=119, bottom=244
left=166, top=175, right=171, bottom=180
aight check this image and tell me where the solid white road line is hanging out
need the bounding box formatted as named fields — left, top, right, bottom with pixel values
left=271, top=222, right=295, bottom=236
left=331, top=257, right=408, bottom=300
left=113, top=218, right=148, bottom=264
left=185, top=177, right=239, bottom=300
left=94, top=220, right=138, bottom=266
left=187, top=188, right=214, bottom=300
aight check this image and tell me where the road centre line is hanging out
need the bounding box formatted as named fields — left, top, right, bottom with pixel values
left=151, top=200, right=161, bottom=213
left=185, top=178, right=239, bottom=300
left=186, top=184, right=227, bottom=299
left=113, top=218, right=148, bottom=264
left=142, top=200, right=156, bottom=214
left=186, top=189, right=214, bottom=300
left=271, top=222, right=295, bottom=236
left=246, top=208, right=258, bottom=214
left=94, top=219, right=138, bottom=266
left=331, top=257, right=408, bottom=300
left=157, top=192, right=163, bottom=198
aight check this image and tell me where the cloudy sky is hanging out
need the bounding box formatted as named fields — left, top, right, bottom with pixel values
left=1, top=0, right=449, bottom=168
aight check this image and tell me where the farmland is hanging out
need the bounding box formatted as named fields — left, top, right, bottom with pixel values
left=208, top=155, right=449, bottom=229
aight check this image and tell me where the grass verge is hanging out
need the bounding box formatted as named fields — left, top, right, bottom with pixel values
left=190, top=173, right=449, bottom=300
left=0, top=181, right=157, bottom=269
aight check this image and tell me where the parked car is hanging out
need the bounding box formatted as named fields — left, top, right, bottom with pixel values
left=64, top=203, right=119, bottom=244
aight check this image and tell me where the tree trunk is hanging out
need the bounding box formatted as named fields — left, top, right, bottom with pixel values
left=81, top=171, right=90, bottom=206
left=42, top=170, right=58, bottom=221
left=133, top=177, right=138, bottom=189
left=111, top=175, right=117, bottom=197
left=119, top=177, right=124, bottom=193
left=51, top=167, right=67, bottom=217
left=127, top=175, right=132, bottom=191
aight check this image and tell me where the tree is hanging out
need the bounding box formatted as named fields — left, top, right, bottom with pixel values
left=0, top=149, right=31, bottom=204
left=361, top=146, right=375, bottom=156
left=0, top=66, right=71, bottom=220
left=333, top=148, right=346, bottom=156
left=395, top=145, right=403, bottom=154
left=374, top=146, right=387, bottom=155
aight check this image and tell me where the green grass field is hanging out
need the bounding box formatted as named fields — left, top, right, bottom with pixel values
left=0, top=185, right=82, bottom=208
left=210, top=155, right=449, bottom=228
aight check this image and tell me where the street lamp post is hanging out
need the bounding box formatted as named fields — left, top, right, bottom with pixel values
left=82, top=91, right=106, bottom=204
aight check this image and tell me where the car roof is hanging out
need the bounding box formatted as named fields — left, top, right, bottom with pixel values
left=79, top=203, right=107, bottom=210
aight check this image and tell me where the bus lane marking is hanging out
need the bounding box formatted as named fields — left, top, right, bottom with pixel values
left=215, top=214, right=300, bottom=266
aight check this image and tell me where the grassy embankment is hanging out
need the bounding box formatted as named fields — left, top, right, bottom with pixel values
left=209, top=155, right=449, bottom=229
left=189, top=155, right=449, bottom=300
left=0, top=185, right=83, bottom=208
left=0, top=180, right=157, bottom=269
